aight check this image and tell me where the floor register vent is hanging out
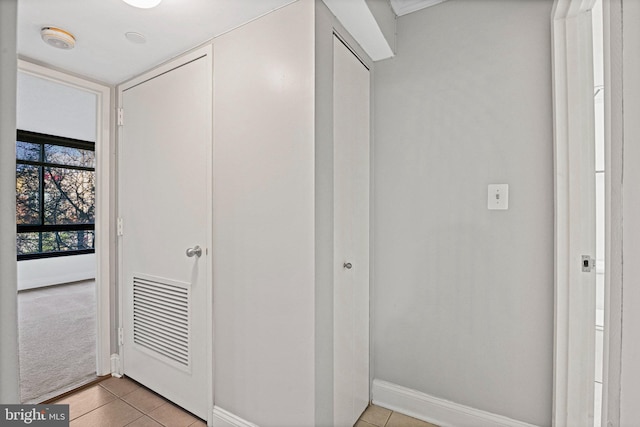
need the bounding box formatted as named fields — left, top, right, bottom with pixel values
left=133, top=275, right=191, bottom=368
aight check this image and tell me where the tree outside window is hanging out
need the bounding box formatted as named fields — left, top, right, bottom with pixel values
left=16, top=130, right=95, bottom=260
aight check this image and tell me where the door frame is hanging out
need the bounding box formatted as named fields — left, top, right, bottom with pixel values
left=17, top=59, right=113, bottom=377
left=115, top=44, right=214, bottom=422
left=551, top=0, right=602, bottom=425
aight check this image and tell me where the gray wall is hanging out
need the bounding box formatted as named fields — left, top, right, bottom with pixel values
left=618, top=0, right=640, bottom=424
left=604, top=0, right=622, bottom=424
left=372, top=0, right=554, bottom=425
left=0, top=0, right=19, bottom=404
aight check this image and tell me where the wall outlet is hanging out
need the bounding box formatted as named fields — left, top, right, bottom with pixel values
left=488, top=184, right=509, bottom=210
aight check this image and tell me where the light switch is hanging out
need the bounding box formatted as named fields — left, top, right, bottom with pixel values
left=488, top=184, right=509, bottom=210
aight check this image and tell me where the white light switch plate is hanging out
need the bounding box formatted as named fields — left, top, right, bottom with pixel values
left=488, top=184, right=509, bottom=210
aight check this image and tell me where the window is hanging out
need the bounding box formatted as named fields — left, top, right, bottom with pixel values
left=16, top=130, right=95, bottom=260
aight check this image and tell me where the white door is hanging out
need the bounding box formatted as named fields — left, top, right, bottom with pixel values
left=333, top=35, right=370, bottom=427
left=118, top=48, right=212, bottom=420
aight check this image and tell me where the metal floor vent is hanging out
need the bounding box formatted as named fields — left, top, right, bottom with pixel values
left=133, top=276, right=190, bottom=367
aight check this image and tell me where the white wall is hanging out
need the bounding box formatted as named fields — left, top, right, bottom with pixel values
left=0, top=0, right=20, bottom=404
left=372, top=0, right=554, bottom=425
left=212, top=1, right=316, bottom=425
left=18, top=255, right=96, bottom=291
left=16, top=71, right=97, bottom=289
left=17, top=72, right=96, bottom=141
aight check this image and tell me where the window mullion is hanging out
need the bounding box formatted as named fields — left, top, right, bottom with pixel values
left=39, top=165, right=45, bottom=227
left=38, top=144, right=45, bottom=254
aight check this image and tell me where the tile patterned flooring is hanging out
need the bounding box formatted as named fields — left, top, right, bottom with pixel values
left=53, top=377, right=205, bottom=427
left=53, top=376, right=437, bottom=427
left=356, top=405, right=438, bottom=427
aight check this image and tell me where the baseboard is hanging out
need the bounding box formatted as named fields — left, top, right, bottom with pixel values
left=110, top=354, right=122, bottom=377
left=212, top=407, right=259, bottom=427
left=372, top=379, right=538, bottom=427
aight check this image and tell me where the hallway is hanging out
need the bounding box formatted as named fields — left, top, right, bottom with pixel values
left=53, top=376, right=438, bottom=427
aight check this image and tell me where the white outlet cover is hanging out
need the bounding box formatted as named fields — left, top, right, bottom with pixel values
left=488, top=184, right=509, bottom=210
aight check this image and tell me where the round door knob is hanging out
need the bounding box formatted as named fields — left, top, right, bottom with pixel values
left=343, top=262, right=352, bottom=269
left=186, top=246, right=202, bottom=258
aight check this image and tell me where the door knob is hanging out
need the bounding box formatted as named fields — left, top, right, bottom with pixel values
left=186, top=246, right=202, bottom=258
left=344, top=262, right=352, bottom=269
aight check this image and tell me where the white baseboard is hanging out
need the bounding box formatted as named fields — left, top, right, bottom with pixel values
left=212, top=407, right=259, bottom=427
left=110, top=354, right=122, bottom=377
left=372, top=379, right=538, bottom=427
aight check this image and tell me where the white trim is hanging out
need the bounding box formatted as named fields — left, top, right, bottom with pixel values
left=372, top=380, right=538, bottom=427
left=17, top=59, right=113, bottom=377
left=389, top=0, right=448, bottom=17
left=205, top=42, right=216, bottom=427
left=110, top=354, right=122, bottom=377
left=321, top=0, right=394, bottom=61
left=212, top=407, right=259, bottom=427
left=551, top=0, right=598, bottom=426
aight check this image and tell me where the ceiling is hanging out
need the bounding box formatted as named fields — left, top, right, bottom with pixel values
left=17, top=0, right=445, bottom=85
left=17, top=0, right=297, bottom=84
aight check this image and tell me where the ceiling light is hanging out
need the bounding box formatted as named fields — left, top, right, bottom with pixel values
left=125, top=32, right=147, bottom=44
left=41, top=27, right=75, bottom=50
left=122, top=0, right=162, bottom=8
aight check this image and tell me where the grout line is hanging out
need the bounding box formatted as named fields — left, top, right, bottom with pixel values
left=56, top=377, right=205, bottom=426
left=122, top=410, right=147, bottom=427
left=358, top=405, right=439, bottom=427
left=383, top=411, right=391, bottom=427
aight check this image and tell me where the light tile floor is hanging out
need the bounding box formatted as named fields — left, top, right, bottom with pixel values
left=53, top=376, right=436, bottom=427
left=53, top=376, right=205, bottom=427
left=355, top=405, right=439, bottom=427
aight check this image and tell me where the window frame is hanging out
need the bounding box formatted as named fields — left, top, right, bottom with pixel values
left=16, top=129, right=96, bottom=261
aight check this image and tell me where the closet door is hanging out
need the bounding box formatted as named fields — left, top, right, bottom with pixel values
left=333, top=35, right=371, bottom=427
left=118, top=47, right=212, bottom=420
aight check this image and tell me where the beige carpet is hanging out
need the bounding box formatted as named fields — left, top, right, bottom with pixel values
left=18, top=280, right=97, bottom=403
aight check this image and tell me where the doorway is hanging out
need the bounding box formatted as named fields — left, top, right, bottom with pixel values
left=551, top=0, right=602, bottom=425
left=16, top=60, right=112, bottom=403
left=592, top=0, right=605, bottom=424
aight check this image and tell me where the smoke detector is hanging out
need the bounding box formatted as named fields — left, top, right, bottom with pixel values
left=41, top=27, right=76, bottom=50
